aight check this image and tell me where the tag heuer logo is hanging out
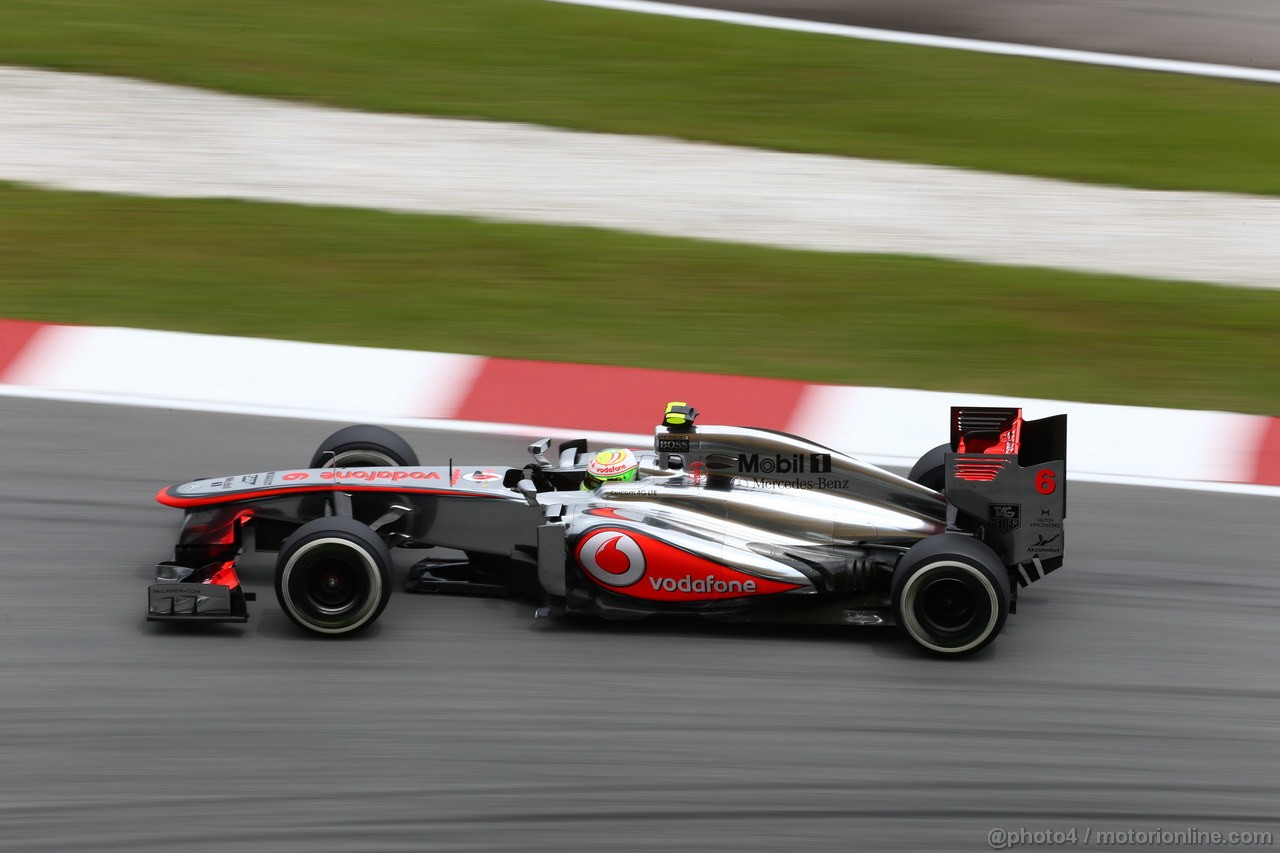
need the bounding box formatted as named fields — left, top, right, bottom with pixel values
left=988, top=503, right=1021, bottom=533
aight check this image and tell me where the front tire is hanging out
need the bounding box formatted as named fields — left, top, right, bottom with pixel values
left=891, top=534, right=1010, bottom=656
left=309, top=424, right=419, bottom=469
left=275, top=517, right=393, bottom=635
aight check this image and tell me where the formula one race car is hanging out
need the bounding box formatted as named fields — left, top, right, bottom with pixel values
left=151, top=404, right=1067, bottom=656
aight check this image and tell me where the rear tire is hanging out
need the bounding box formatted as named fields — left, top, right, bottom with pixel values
left=891, top=534, right=1010, bottom=656
left=907, top=443, right=949, bottom=492
left=309, top=424, right=418, bottom=469
left=275, top=517, right=393, bottom=635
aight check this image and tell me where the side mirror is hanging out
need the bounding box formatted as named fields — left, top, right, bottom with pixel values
left=527, top=438, right=552, bottom=467
left=517, top=479, right=540, bottom=507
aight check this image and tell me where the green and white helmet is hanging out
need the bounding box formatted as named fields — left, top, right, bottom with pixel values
left=581, top=448, right=640, bottom=490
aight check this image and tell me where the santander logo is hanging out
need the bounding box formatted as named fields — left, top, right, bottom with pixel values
left=577, top=530, right=646, bottom=587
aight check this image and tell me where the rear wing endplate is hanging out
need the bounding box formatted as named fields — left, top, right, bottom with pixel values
left=945, top=407, right=1067, bottom=585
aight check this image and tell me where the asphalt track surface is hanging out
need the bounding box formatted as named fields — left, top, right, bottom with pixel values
left=675, top=0, right=1280, bottom=69
left=2, top=396, right=1278, bottom=851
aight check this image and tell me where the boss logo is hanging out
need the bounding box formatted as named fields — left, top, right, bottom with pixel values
left=656, top=435, right=689, bottom=453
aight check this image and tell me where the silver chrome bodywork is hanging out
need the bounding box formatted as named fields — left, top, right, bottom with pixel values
left=152, top=405, right=1066, bottom=650
left=152, top=404, right=1059, bottom=625
left=156, top=425, right=951, bottom=605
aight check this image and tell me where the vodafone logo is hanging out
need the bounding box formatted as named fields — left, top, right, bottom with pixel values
left=576, top=529, right=646, bottom=587
left=574, top=526, right=805, bottom=601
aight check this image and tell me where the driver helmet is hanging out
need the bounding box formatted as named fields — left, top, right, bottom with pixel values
left=582, top=448, right=640, bottom=490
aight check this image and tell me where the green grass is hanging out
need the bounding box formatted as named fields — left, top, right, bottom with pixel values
left=1, top=1, right=1280, bottom=194
left=2, top=183, right=1277, bottom=414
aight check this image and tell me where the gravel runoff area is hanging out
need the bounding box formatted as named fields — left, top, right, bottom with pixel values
left=3, top=66, right=1279, bottom=290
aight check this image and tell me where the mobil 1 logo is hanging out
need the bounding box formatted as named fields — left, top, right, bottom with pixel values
left=735, top=453, right=832, bottom=474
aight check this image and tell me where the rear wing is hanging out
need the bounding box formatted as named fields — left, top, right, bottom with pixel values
left=944, top=407, right=1067, bottom=586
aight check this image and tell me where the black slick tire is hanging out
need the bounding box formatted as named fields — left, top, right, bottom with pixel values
left=907, top=443, right=949, bottom=492
left=275, top=516, right=393, bottom=635
left=309, top=425, right=419, bottom=469
left=891, top=533, right=1010, bottom=656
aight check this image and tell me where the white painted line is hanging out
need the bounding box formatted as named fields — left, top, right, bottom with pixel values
left=544, top=0, right=1280, bottom=83
left=3, top=384, right=1276, bottom=500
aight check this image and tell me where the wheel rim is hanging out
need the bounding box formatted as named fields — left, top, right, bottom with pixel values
left=917, top=576, right=980, bottom=634
left=899, top=561, right=1000, bottom=653
left=281, top=539, right=381, bottom=632
left=302, top=554, right=367, bottom=616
